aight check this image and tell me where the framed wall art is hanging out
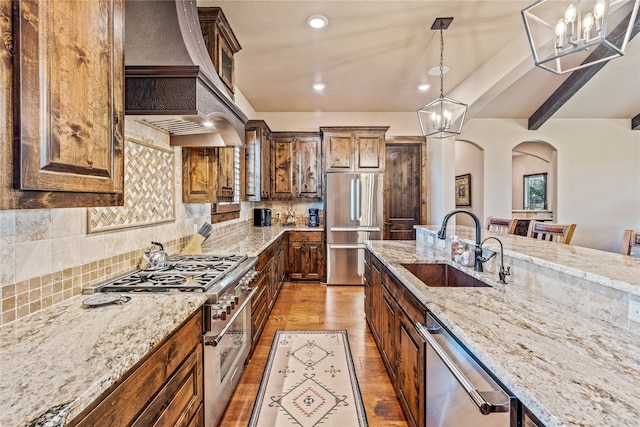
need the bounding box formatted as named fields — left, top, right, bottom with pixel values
left=455, top=173, right=471, bottom=207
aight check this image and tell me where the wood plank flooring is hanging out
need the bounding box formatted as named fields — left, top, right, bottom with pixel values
left=218, top=282, right=408, bottom=427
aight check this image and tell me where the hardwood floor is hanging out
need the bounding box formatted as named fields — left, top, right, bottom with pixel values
left=218, top=282, right=408, bottom=427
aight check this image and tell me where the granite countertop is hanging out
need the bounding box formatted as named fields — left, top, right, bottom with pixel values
left=0, top=293, right=208, bottom=427
left=0, top=224, right=319, bottom=427
left=365, top=232, right=640, bottom=427
left=203, top=224, right=321, bottom=256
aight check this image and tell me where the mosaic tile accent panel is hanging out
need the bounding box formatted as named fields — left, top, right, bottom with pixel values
left=88, top=138, right=175, bottom=233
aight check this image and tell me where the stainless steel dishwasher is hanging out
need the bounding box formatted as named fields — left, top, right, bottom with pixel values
left=416, top=313, right=517, bottom=427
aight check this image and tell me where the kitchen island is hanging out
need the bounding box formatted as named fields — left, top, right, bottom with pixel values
left=365, top=225, right=640, bottom=427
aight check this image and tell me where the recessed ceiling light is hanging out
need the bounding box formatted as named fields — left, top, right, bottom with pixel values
left=307, top=15, right=328, bottom=29
left=428, top=65, right=449, bottom=76
left=417, top=83, right=431, bottom=91
left=202, top=121, right=214, bottom=128
left=312, top=82, right=326, bottom=91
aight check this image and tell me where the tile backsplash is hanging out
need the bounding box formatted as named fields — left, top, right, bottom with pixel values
left=0, top=118, right=250, bottom=326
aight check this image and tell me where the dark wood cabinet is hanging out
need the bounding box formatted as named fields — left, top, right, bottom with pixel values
left=197, top=7, right=241, bottom=97
left=69, top=310, right=203, bottom=427
left=396, top=307, right=425, bottom=427
left=321, top=127, right=388, bottom=173
left=212, top=146, right=235, bottom=201
left=364, top=250, right=381, bottom=345
left=287, top=231, right=325, bottom=281
left=271, top=132, right=322, bottom=201
left=244, top=120, right=271, bottom=201
left=252, top=234, right=287, bottom=351
left=365, top=248, right=426, bottom=427
left=182, top=148, right=213, bottom=204
left=380, top=277, right=398, bottom=382
left=4, top=0, right=125, bottom=209
left=182, top=147, right=240, bottom=221
left=271, top=135, right=295, bottom=199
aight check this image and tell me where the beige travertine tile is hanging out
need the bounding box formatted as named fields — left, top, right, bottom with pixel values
left=2, top=296, right=15, bottom=311
left=15, top=210, right=51, bottom=243
left=0, top=244, right=15, bottom=286
left=15, top=240, right=52, bottom=282
left=0, top=210, right=16, bottom=245
left=2, top=284, right=15, bottom=299
left=52, top=208, right=84, bottom=238
left=52, top=236, right=83, bottom=271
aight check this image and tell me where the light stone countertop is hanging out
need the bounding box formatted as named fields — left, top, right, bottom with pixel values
left=0, top=293, right=208, bottom=427
left=202, top=224, right=322, bottom=256
left=365, top=230, right=640, bottom=427
left=0, top=224, right=318, bottom=427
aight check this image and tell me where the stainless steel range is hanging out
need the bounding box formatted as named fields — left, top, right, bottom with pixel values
left=93, top=253, right=259, bottom=427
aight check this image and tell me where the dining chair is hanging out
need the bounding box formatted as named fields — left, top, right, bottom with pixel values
left=526, top=221, right=576, bottom=244
left=485, top=216, right=517, bottom=234
left=621, top=229, right=640, bottom=257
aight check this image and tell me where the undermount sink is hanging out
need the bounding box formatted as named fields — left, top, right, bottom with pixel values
left=400, top=263, right=491, bottom=288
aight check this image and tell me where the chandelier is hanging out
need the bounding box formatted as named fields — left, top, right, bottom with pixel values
left=522, top=0, right=640, bottom=74
left=417, top=17, right=468, bottom=139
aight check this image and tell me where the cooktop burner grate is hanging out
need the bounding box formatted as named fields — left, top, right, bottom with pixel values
left=95, top=254, right=250, bottom=294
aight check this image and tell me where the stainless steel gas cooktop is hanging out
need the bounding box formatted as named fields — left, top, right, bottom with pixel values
left=92, top=254, right=255, bottom=300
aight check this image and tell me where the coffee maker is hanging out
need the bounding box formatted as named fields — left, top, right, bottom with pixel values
left=308, top=208, right=320, bottom=227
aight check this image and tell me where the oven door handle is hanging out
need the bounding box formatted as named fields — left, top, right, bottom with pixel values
left=205, top=287, right=257, bottom=347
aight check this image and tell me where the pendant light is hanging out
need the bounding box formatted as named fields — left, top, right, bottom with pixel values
left=522, top=0, right=640, bottom=74
left=417, top=17, right=468, bottom=139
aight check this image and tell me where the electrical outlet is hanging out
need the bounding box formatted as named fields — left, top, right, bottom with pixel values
left=193, top=224, right=198, bottom=234
left=629, top=299, right=640, bottom=324
left=276, top=212, right=281, bottom=221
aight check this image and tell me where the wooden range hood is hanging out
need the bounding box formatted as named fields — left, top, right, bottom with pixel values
left=124, top=0, right=247, bottom=146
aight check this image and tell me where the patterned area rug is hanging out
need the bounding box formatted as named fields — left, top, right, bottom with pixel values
left=248, top=330, right=368, bottom=426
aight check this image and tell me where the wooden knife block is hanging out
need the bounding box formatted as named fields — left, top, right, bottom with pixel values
left=181, top=234, right=205, bottom=255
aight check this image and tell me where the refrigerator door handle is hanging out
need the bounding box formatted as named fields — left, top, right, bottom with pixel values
left=350, top=178, right=356, bottom=221
left=329, top=226, right=381, bottom=232
left=327, top=243, right=367, bottom=250
left=355, top=178, right=361, bottom=220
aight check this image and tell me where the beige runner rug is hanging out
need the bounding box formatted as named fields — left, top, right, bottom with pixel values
left=248, top=330, right=368, bottom=426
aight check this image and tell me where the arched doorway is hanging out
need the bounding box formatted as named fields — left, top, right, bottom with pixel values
left=511, top=141, right=557, bottom=225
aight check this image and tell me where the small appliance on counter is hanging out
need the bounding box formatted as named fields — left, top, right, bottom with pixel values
left=308, top=208, right=320, bottom=227
left=254, top=208, right=272, bottom=227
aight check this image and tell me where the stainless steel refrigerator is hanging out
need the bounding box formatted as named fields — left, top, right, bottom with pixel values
left=326, top=173, right=383, bottom=284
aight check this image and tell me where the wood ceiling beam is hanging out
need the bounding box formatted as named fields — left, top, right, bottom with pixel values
left=632, top=113, right=640, bottom=130
left=528, top=11, right=640, bottom=130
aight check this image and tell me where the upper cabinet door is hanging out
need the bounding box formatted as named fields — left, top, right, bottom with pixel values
left=295, top=135, right=321, bottom=199
left=322, top=127, right=388, bottom=173
left=271, top=136, right=295, bottom=199
left=324, top=133, right=353, bottom=172
left=13, top=0, right=124, bottom=199
left=356, top=132, right=385, bottom=171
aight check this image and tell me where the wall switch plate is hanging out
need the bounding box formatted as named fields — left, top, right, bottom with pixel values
left=629, top=299, right=640, bottom=324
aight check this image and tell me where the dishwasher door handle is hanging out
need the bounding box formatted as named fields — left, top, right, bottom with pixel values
left=416, top=322, right=507, bottom=415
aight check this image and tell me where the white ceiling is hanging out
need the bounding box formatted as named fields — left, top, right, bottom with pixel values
left=198, top=0, right=640, bottom=121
